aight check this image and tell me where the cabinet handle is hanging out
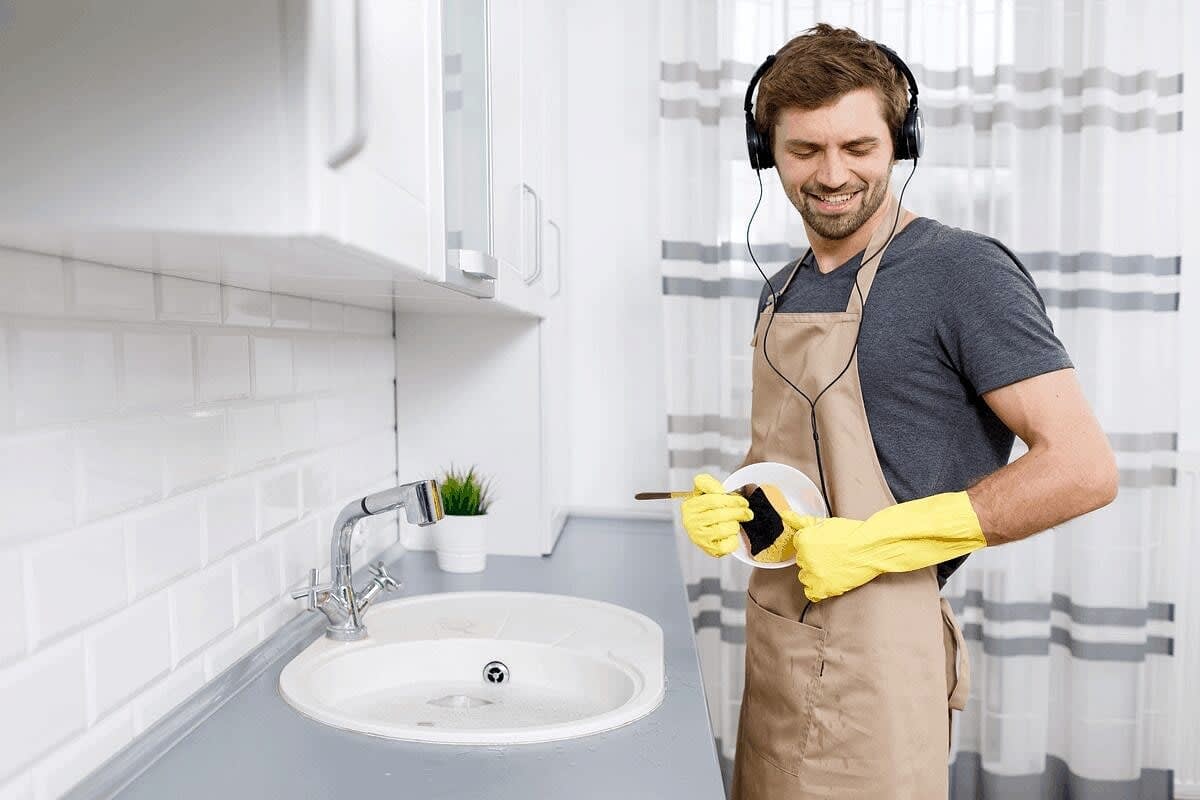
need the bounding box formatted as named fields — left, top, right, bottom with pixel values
left=547, top=219, right=563, bottom=297
left=327, top=0, right=368, bottom=168
left=522, top=183, right=543, bottom=285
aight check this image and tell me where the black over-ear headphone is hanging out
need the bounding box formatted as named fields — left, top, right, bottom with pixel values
left=743, top=40, right=924, bottom=170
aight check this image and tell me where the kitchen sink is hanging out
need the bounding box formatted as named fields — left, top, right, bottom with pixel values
left=278, top=591, right=665, bottom=745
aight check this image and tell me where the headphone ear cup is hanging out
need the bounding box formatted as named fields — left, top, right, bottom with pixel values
left=896, top=105, right=923, bottom=161
left=745, top=116, right=775, bottom=171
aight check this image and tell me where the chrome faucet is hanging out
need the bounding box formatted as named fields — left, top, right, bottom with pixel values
left=291, top=480, right=443, bottom=640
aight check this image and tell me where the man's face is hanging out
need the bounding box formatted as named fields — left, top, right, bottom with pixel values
left=772, top=88, right=895, bottom=241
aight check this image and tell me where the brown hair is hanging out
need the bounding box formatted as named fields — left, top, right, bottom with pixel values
left=754, top=24, right=910, bottom=156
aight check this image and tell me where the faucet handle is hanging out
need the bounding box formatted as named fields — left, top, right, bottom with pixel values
left=367, top=561, right=400, bottom=592
left=290, top=568, right=332, bottom=611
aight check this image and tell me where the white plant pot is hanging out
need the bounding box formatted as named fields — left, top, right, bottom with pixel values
left=434, top=514, right=488, bottom=573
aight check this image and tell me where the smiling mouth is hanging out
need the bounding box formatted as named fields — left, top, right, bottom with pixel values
left=806, top=190, right=862, bottom=210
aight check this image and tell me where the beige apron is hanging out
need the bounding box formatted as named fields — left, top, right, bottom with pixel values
left=730, top=196, right=971, bottom=799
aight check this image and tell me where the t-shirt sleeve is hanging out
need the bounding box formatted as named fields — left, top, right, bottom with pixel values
left=935, top=237, right=1073, bottom=396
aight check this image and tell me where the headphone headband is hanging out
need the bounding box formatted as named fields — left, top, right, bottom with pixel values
left=744, top=39, right=923, bottom=170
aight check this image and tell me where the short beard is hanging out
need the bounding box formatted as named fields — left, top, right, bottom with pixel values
left=788, top=166, right=893, bottom=240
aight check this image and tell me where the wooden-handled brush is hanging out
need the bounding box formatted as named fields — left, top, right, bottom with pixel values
left=635, top=483, right=796, bottom=561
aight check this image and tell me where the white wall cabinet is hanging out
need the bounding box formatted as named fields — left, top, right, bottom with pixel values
left=398, top=0, right=572, bottom=556
left=0, top=0, right=448, bottom=308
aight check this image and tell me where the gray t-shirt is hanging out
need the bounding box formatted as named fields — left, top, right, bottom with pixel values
left=755, top=216, right=1073, bottom=585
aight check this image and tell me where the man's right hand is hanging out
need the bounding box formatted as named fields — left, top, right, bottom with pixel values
left=680, top=473, right=753, bottom=557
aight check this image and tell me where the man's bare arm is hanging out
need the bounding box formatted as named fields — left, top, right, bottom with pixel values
left=966, top=368, right=1118, bottom=546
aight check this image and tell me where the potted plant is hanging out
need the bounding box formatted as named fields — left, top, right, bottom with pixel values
left=433, top=465, right=495, bottom=573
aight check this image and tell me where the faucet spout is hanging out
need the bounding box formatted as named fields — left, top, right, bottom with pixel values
left=318, top=480, right=444, bottom=641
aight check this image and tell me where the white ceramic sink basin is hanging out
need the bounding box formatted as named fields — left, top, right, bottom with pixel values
left=278, top=591, right=665, bottom=745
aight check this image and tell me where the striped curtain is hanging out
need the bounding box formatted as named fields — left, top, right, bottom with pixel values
left=659, top=1, right=1183, bottom=797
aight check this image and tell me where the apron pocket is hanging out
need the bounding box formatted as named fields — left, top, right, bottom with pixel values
left=940, top=597, right=970, bottom=711
left=743, top=588, right=828, bottom=776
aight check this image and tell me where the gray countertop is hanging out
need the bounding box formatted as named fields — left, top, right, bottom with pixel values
left=98, top=516, right=726, bottom=800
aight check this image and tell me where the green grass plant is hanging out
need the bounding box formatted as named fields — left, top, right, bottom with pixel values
left=438, top=464, right=494, bottom=516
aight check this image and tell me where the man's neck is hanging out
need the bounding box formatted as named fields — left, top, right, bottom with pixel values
left=806, top=191, right=898, bottom=274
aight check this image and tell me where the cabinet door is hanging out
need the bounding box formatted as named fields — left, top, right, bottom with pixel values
left=332, top=0, right=442, bottom=279
left=488, top=0, right=523, bottom=279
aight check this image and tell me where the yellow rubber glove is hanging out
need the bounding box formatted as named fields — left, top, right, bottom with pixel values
left=680, top=473, right=753, bottom=557
left=780, top=492, right=988, bottom=603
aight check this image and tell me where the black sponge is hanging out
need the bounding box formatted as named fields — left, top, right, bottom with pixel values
left=741, top=486, right=785, bottom=556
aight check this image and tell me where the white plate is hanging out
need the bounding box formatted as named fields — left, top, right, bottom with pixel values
left=723, top=462, right=827, bottom=569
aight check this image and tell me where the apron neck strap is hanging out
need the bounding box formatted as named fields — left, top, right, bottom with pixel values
left=847, top=193, right=905, bottom=313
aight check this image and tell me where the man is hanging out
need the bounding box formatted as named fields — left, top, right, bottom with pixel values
left=679, top=24, right=1117, bottom=799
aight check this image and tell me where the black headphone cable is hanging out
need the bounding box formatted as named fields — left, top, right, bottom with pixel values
left=747, top=158, right=919, bottom=515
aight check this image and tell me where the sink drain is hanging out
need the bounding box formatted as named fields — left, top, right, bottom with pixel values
left=483, top=661, right=509, bottom=684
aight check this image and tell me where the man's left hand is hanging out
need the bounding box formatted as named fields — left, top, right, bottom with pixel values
left=779, top=492, right=989, bottom=603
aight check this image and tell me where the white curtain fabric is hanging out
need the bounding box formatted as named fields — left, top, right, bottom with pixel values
left=659, top=1, right=1183, bottom=797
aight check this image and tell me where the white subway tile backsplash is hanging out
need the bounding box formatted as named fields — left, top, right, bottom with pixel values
left=222, top=287, right=271, bottom=327
left=256, top=598, right=300, bottom=641
left=0, top=550, right=26, bottom=666
left=78, top=417, right=163, bottom=522
left=170, top=561, right=234, bottom=664
left=0, top=430, right=75, bottom=544
left=205, top=480, right=257, bottom=560
left=293, top=338, right=333, bottom=393
left=120, top=331, right=194, bottom=411
left=279, top=518, right=320, bottom=589
left=203, top=622, right=259, bottom=680
left=0, top=637, right=87, bottom=782
left=314, top=395, right=348, bottom=447
left=235, top=540, right=281, bottom=621
left=300, top=457, right=336, bottom=516
left=228, top=404, right=279, bottom=473
left=0, top=247, right=396, bottom=787
left=129, top=497, right=205, bottom=598
left=132, top=657, right=205, bottom=735
left=66, top=261, right=155, bottom=322
left=278, top=399, right=316, bottom=455
left=271, top=295, right=311, bottom=329
left=27, top=522, right=126, bottom=649
left=196, top=334, right=251, bottom=402
left=343, top=306, right=392, bottom=336
left=252, top=336, right=293, bottom=398
left=30, top=706, right=134, bottom=800
left=0, top=248, right=66, bottom=316
left=332, top=337, right=363, bottom=385
left=86, top=594, right=170, bottom=718
left=11, top=326, right=116, bottom=427
left=156, top=276, right=222, bottom=324
left=259, top=467, right=299, bottom=534
left=310, top=301, right=343, bottom=332
left=161, top=411, right=227, bottom=494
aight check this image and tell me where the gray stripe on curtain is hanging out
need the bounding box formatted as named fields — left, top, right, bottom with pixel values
left=669, top=415, right=1176, bottom=454
left=691, top=616, right=1172, bottom=659
left=950, top=752, right=1175, bottom=800
left=662, top=241, right=1181, bottom=277
left=687, top=576, right=747, bottom=608
left=691, top=580, right=1173, bottom=626
left=693, top=610, right=745, bottom=644
left=660, top=60, right=1184, bottom=98
left=953, top=591, right=1174, bottom=625
left=661, top=239, right=807, bottom=265
left=659, top=98, right=1183, bottom=133
left=923, top=104, right=1183, bottom=134
left=693, top=617, right=1171, bottom=660
left=662, top=277, right=1179, bottom=311
left=982, top=626, right=1175, bottom=660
